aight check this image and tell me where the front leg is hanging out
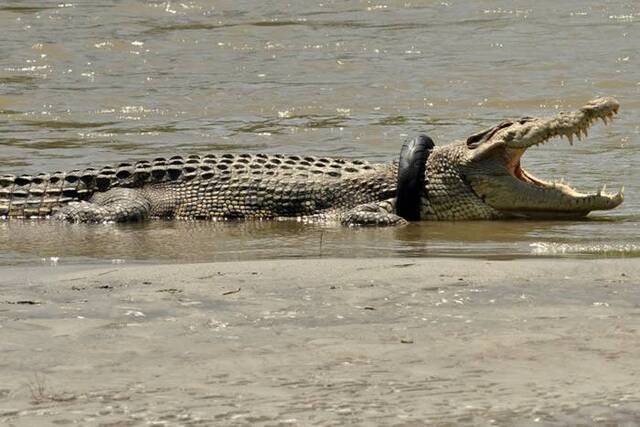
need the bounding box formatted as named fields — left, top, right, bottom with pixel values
left=340, top=198, right=407, bottom=226
left=53, top=188, right=152, bottom=223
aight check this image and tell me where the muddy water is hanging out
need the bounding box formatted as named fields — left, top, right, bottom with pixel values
left=0, top=1, right=638, bottom=264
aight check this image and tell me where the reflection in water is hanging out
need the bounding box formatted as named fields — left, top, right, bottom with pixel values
left=0, top=218, right=637, bottom=266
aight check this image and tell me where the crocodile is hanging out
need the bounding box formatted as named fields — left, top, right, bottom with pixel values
left=0, top=97, right=624, bottom=225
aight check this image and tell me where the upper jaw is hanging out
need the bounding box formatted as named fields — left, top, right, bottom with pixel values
left=498, top=96, right=620, bottom=149
left=465, top=97, right=624, bottom=217
left=469, top=97, right=620, bottom=153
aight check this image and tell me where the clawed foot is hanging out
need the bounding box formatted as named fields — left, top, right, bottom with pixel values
left=52, top=189, right=151, bottom=223
left=340, top=200, right=407, bottom=227
left=53, top=202, right=114, bottom=223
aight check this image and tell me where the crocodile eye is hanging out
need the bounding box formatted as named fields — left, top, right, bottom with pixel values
left=466, top=120, right=515, bottom=149
left=466, top=133, right=485, bottom=149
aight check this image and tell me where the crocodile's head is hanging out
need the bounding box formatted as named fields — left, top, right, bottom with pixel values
left=457, top=97, right=623, bottom=219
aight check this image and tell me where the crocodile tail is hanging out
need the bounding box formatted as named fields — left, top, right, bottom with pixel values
left=0, top=168, right=105, bottom=218
left=0, top=154, right=216, bottom=218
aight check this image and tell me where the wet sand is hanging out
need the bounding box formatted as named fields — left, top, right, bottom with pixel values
left=1, top=258, right=640, bottom=426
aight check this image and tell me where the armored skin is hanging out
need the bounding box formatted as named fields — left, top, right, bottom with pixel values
left=0, top=97, right=624, bottom=226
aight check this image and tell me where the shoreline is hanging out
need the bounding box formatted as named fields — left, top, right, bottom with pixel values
left=2, top=258, right=640, bottom=425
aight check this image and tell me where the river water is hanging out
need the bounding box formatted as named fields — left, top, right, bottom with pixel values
left=0, top=0, right=638, bottom=264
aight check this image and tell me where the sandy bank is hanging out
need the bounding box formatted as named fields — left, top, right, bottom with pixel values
left=1, top=258, right=640, bottom=425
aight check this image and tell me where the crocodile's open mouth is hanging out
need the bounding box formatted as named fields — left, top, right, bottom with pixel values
left=506, top=148, right=623, bottom=218
left=467, top=97, right=624, bottom=218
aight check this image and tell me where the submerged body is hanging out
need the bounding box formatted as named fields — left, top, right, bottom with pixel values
left=0, top=97, right=624, bottom=226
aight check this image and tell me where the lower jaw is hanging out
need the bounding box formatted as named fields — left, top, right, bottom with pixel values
left=498, top=209, right=590, bottom=219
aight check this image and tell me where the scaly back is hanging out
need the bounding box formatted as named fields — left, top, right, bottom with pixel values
left=0, top=153, right=378, bottom=218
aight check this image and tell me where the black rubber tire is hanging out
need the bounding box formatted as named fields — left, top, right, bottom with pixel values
left=395, top=134, right=435, bottom=221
